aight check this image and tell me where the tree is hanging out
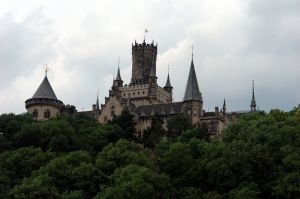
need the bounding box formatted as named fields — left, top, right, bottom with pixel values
left=143, top=115, right=166, bottom=148
left=109, top=109, right=137, bottom=141
left=0, top=147, right=54, bottom=187
left=9, top=174, right=59, bottom=199
left=167, top=115, right=191, bottom=138
left=94, top=164, right=171, bottom=199
left=95, top=139, right=153, bottom=176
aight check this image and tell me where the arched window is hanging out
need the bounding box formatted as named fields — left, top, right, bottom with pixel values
left=33, top=109, right=38, bottom=118
left=44, top=109, right=51, bottom=119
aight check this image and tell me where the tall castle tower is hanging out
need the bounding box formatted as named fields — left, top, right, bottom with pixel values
left=182, top=56, right=203, bottom=125
left=131, top=40, right=157, bottom=84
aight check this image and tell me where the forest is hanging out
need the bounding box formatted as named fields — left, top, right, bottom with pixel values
left=0, top=106, right=300, bottom=199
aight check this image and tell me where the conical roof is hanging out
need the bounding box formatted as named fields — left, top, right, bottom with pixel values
left=96, top=95, right=100, bottom=110
left=183, top=58, right=202, bottom=102
left=164, top=73, right=172, bottom=88
left=250, top=80, right=256, bottom=111
left=32, top=76, right=58, bottom=100
left=115, top=66, right=122, bottom=81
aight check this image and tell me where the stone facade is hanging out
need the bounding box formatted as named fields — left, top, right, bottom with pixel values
left=94, top=40, right=239, bottom=137
left=25, top=40, right=257, bottom=137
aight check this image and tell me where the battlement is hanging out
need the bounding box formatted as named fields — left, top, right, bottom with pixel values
left=132, top=40, right=157, bottom=50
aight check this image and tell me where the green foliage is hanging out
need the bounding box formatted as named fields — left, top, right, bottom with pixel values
left=1, top=107, right=300, bottom=198
left=167, top=115, right=191, bottom=138
left=96, top=139, right=154, bottom=176
left=109, top=109, right=137, bottom=141
left=95, top=164, right=171, bottom=199
left=9, top=174, right=59, bottom=199
left=143, top=114, right=166, bottom=148
left=0, top=113, right=33, bottom=141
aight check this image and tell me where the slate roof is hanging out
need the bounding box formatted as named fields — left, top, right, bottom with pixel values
left=164, top=73, right=172, bottom=88
left=32, top=76, right=58, bottom=100
left=183, top=58, right=202, bottom=102
left=115, top=66, right=122, bottom=81
left=136, top=102, right=183, bottom=117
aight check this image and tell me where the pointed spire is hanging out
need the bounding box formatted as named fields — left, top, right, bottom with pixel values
left=164, top=65, right=172, bottom=88
left=96, top=91, right=100, bottom=110
left=223, top=98, right=226, bottom=112
left=165, top=73, right=172, bottom=88
left=32, top=76, right=58, bottom=100
left=183, top=52, right=202, bottom=102
left=250, top=80, right=257, bottom=112
left=115, top=58, right=123, bottom=81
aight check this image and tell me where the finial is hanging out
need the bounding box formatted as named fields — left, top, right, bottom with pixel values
left=118, top=57, right=120, bottom=69
left=192, top=45, right=194, bottom=59
left=168, top=64, right=170, bottom=74
left=45, top=64, right=49, bottom=77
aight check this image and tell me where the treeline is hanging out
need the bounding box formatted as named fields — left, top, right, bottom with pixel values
left=0, top=107, right=300, bottom=199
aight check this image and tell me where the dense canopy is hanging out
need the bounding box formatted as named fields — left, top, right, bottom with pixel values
left=0, top=106, right=300, bottom=198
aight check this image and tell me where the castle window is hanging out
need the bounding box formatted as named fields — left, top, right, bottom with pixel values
left=123, top=93, right=125, bottom=97
left=33, top=109, right=38, bottom=118
left=133, top=92, right=135, bottom=95
left=143, top=91, right=145, bottom=94
left=111, top=111, right=115, bottom=117
left=138, top=92, right=140, bottom=95
left=44, top=109, right=51, bottom=119
left=111, top=106, right=115, bottom=117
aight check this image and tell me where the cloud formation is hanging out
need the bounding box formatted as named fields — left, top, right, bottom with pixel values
left=0, top=0, right=299, bottom=114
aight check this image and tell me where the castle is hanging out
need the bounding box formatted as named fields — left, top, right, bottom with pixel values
left=25, top=40, right=257, bottom=137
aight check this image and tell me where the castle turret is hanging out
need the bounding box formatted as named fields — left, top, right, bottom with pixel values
left=223, top=98, right=226, bottom=115
left=164, top=71, right=173, bottom=94
left=113, top=66, right=123, bottom=87
left=250, top=80, right=257, bottom=112
left=182, top=54, right=203, bottom=125
left=25, top=73, right=64, bottom=120
left=131, top=40, right=157, bottom=84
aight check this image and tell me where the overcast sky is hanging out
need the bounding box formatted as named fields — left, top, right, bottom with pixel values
left=0, top=0, right=299, bottom=114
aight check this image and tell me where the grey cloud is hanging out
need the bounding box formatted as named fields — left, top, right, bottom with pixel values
left=0, top=9, right=59, bottom=88
left=0, top=0, right=299, bottom=114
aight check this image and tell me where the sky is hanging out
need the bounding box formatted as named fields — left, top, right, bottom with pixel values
left=0, top=0, right=299, bottom=114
